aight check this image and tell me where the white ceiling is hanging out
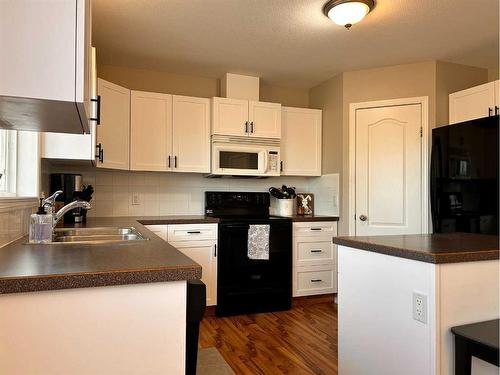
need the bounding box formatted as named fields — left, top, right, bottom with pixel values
left=92, top=0, right=499, bottom=88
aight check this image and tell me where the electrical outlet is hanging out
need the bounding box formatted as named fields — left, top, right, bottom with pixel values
left=132, top=192, right=141, bottom=206
left=413, top=292, right=428, bottom=324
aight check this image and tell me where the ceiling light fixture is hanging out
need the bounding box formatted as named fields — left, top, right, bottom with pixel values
left=323, top=0, right=375, bottom=29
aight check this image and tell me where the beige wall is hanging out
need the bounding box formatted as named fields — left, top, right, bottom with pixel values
left=98, top=64, right=309, bottom=107
left=435, top=61, right=488, bottom=126
left=260, top=84, right=309, bottom=107
left=309, top=74, right=343, bottom=175
left=98, top=64, right=219, bottom=98
left=488, top=66, right=499, bottom=82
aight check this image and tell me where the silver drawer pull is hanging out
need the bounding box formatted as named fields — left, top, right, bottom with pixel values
left=310, top=228, right=322, bottom=231
left=310, top=249, right=323, bottom=253
left=187, top=231, right=201, bottom=234
left=311, top=279, right=323, bottom=283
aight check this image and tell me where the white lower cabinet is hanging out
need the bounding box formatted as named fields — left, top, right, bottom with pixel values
left=145, top=223, right=218, bottom=306
left=145, top=225, right=168, bottom=241
left=169, top=240, right=217, bottom=307
left=292, top=221, right=338, bottom=297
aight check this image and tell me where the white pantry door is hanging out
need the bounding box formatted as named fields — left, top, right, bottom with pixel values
left=355, top=104, right=423, bottom=236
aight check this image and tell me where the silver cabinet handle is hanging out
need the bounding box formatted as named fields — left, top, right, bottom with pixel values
left=187, top=231, right=201, bottom=234
left=489, top=107, right=494, bottom=116
left=310, top=227, right=322, bottom=231
left=311, top=279, right=323, bottom=283
left=359, top=214, right=368, bottom=221
left=310, top=249, right=323, bottom=253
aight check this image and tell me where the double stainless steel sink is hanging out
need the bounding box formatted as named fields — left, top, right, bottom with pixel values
left=51, top=227, right=148, bottom=244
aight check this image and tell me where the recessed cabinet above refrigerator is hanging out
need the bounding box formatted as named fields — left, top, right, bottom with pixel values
left=0, top=0, right=93, bottom=134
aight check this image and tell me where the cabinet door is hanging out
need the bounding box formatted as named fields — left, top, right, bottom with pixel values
left=144, top=225, right=169, bottom=241
left=130, top=91, right=172, bottom=171
left=248, top=101, right=281, bottom=138
left=211, top=97, right=248, bottom=136
left=172, top=95, right=210, bottom=173
left=0, top=0, right=77, bottom=102
left=96, top=79, right=130, bottom=170
left=449, top=81, right=496, bottom=124
left=281, top=107, right=322, bottom=176
left=169, top=240, right=218, bottom=306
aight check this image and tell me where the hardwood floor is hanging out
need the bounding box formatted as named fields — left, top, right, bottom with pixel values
left=199, top=297, right=338, bottom=375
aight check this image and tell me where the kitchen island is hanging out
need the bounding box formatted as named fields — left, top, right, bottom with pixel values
left=334, top=233, right=499, bottom=375
left=0, top=217, right=209, bottom=375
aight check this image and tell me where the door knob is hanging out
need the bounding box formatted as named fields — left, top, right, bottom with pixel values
left=359, top=214, right=368, bottom=221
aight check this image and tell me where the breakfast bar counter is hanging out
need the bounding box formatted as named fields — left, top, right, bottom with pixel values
left=0, top=217, right=205, bottom=294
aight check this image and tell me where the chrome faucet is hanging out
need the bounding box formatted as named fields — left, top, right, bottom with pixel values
left=43, top=190, right=63, bottom=215
left=52, top=200, right=92, bottom=228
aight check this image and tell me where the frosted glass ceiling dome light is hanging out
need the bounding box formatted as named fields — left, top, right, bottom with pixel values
left=323, top=0, right=375, bottom=29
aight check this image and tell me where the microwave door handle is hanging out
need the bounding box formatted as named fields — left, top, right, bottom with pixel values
left=262, top=151, right=269, bottom=173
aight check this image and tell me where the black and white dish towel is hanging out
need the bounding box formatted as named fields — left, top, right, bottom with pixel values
left=247, top=225, right=270, bottom=260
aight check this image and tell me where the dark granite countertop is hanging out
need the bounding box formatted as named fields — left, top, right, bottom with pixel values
left=0, top=217, right=206, bottom=294
left=334, top=233, right=499, bottom=264
left=284, top=215, right=339, bottom=222
left=137, top=215, right=219, bottom=225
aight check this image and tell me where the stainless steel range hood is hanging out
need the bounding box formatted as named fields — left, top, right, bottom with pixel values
left=0, top=96, right=89, bottom=134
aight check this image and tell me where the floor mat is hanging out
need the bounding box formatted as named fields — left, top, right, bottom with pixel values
left=197, top=347, right=235, bottom=375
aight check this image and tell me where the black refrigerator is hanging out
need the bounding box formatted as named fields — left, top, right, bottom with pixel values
left=430, top=115, right=499, bottom=234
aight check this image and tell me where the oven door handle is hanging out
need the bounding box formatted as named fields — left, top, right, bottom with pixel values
left=262, top=151, right=269, bottom=174
left=222, top=224, right=250, bottom=230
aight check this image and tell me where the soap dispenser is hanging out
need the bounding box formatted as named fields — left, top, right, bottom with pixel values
left=29, top=198, right=53, bottom=244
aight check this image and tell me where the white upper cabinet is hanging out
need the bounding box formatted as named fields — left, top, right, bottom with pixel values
left=96, top=79, right=131, bottom=170
left=172, top=95, right=211, bottom=173
left=281, top=107, right=322, bottom=176
left=248, top=101, right=281, bottom=138
left=130, top=91, right=172, bottom=172
left=130, top=93, right=210, bottom=173
left=212, top=97, right=281, bottom=138
left=0, top=0, right=93, bottom=134
left=449, top=80, right=499, bottom=124
left=212, top=97, right=249, bottom=136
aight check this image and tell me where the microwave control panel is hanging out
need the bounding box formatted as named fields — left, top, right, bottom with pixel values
left=268, top=151, right=279, bottom=172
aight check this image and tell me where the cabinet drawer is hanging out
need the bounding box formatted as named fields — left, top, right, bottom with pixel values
left=296, top=239, right=335, bottom=266
left=293, top=221, right=337, bottom=237
left=294, top=265, right=337, bottom=297
left=167, top=224, right=217, bottom=242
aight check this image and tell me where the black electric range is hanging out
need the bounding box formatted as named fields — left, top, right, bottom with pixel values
left=205, top=191, right=292, bottom=317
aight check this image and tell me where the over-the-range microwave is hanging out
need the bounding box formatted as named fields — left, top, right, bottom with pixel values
left=211, top=135, right=280, bottom=177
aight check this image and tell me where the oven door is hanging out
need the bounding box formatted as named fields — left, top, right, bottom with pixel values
left=216, top=219, right=292, bottom=316
left=211, top=142, right=268, bottom=176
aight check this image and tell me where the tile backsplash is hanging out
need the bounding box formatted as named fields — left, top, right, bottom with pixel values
left=42, top=163, right=339, bottom=218
left=0, top=205, right=35, bottom=247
